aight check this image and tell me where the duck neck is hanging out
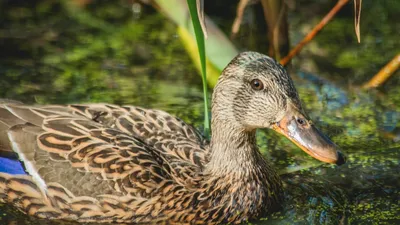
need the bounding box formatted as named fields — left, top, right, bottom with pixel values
left=203, top=117, right=283, bottom=221
left=206, top=118, right=268, bottom=176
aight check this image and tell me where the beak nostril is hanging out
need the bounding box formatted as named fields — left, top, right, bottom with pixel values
left=336, top=151, right=346, bottom=166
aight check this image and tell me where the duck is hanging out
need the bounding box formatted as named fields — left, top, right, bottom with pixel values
left=0, top=51, right=345, bottom=224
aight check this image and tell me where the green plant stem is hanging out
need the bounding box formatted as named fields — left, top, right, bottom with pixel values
left=186, top=0, right=210, bottom=137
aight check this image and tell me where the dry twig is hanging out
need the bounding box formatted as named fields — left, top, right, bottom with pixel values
left=354, top=0, right=362, bottom=43
left=363, top=54, right=400, bottom=89
left=231, top=0, right=252, bottom=39
left=280, top=0, right=350, bottom=66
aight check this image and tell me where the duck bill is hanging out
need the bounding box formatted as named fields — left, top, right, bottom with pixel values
left=272, top=107, right=345, bottom=165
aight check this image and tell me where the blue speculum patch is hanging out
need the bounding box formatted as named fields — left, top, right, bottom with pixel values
left=0, top=157, right=26, bottom=175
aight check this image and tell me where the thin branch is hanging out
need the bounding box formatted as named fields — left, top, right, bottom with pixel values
left=362, top=54, right=400, bottom=89
left=271, top=2, right=287, bottom=60
left=280, top=0, right=350, bottom=66
left=231, top=0, right=251, bottom=39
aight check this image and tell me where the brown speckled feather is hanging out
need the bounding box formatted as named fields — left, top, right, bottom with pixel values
left=0, top=52, right=301, bottom=224
left=0, top=102, right=212, bottom=222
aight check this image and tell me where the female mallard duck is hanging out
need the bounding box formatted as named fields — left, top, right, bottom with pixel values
left=0, top=52, right=345, bottom=224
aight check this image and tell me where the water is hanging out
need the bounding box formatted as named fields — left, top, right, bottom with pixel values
left=0, top=0, right=399, bottom=224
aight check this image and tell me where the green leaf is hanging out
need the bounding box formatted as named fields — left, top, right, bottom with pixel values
left=186, top=0, right=210, bottom=137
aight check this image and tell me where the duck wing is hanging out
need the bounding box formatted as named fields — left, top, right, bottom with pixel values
left=0, top=102, right=208, bottom=222
left=68, top=104, right=210, bottom=183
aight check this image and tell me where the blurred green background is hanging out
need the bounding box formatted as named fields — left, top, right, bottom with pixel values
left=0, top=0, right=399, bottom=224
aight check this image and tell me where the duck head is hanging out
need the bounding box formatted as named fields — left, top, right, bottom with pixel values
left=212, top=51, right=345, bottom=165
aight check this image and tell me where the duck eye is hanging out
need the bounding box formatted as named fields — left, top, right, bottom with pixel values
left=250, top=79, right=264, bottom=91
left=297, top=118, right=306, bottom=125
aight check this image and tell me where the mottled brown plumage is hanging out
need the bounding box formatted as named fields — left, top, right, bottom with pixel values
left=0, top=52, right=344, bottom=224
